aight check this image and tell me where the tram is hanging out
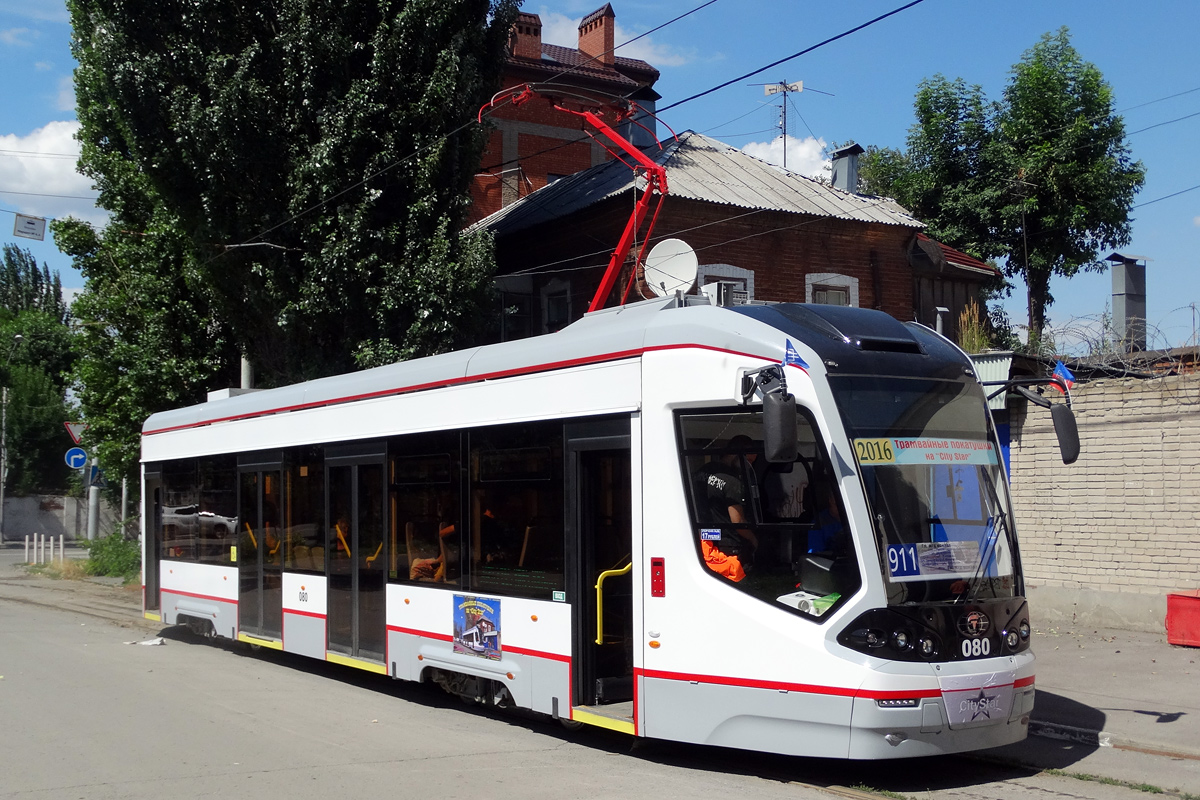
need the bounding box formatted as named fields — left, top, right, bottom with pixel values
left=140, top=293, right=1078, bottom=759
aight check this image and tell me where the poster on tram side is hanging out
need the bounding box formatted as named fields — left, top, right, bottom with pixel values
left=453, top=594, right=502, bottom=660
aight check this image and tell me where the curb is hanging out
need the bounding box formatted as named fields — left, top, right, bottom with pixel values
left=1030, top=720, right=1200, bottom=761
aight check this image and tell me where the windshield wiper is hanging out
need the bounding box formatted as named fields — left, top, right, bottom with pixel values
left=959, top=473, right=1009, bottom=604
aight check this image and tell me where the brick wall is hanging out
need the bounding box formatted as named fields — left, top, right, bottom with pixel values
left=1008, top=374, right=1200, bottom=606
left=492, top=196, right=919, bottom=328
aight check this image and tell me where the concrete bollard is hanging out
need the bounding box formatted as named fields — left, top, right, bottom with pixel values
left=24, top=534, right=29, bottom=564
left=59, top=535, right=64, bottom=564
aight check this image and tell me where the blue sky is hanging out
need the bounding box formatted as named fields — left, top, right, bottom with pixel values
left=2, top=0, right=1198, bottom=348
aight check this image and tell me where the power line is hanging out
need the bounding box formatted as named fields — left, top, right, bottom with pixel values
left=657, top=0, right=928, bottom=114
left=0, top=189, right=98, bottom=201
left=1132, top=183, right=1200, bottom=209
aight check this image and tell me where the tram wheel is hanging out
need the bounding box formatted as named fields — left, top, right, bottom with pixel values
left=559, top=717, right=584, bottom=731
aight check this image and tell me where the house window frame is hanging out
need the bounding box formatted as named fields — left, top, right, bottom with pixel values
left=805, top=272, right=859, bottom=307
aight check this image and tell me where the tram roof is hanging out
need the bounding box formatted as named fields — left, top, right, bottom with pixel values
left=142, top=298, right=970, bottom=438
left=142, top=297, right=762, bottom=436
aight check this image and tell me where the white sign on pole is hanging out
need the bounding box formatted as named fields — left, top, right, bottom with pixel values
left=13, top=214, right=47, bottom=241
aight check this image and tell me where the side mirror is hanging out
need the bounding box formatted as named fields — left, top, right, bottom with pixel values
left=1051, top=403, right=1080, bottom=465
left=763, top=392, right=798, bottom=463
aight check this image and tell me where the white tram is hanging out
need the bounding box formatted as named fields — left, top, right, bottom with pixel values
left=141, top=295, right=1070, bottom=759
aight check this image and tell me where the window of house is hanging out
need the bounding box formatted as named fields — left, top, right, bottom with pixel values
left=805, top=272, right=859, bottom=307
left=813, top=284, right=850, bottom=306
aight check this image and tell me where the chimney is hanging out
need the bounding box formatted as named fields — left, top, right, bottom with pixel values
left=830, top=142, right=864, bottom=194
left=1107, top=252, right=1148, bottom=352
left=578, top=4, right=616, bottom=67
left=511, top=12, right=542, bottom=61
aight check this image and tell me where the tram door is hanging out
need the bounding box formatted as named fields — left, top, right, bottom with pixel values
left=568, top=424, right=633, bottom=708
left=238, top=467, right=283, bottom=639
left=143, top=468, right=162, bottom=613
left=326, top=450, right=387, bottom=662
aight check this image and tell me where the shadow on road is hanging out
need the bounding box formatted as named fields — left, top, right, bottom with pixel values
left=155, top=627, right=1110, bottom=794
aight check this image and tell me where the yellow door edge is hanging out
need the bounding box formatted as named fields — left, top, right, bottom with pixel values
left=326, top=651, right=388, bottom=674
left=237, top=633, right=283, bottom=650
left=570, top=707, right=635, bottom=735
left=143, top=611, right=161, bottom=622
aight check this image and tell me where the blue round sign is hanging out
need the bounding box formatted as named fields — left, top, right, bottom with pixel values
left=65, top=446, right=88, bottom=469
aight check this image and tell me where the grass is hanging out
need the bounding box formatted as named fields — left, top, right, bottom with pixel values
left=849, top=786, right=912, bottom=800
left=1044, top=768, right=1191, bottom=797
left=26, top=558, right=91, bottom=581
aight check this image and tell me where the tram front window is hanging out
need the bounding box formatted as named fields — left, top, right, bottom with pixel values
left=678, top=410, right=860, bottom=620
left=830, top=376, right=1018, bottom=605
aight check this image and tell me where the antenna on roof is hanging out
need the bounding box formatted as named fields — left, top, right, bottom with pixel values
left=748, top=80, right=833, bottom=170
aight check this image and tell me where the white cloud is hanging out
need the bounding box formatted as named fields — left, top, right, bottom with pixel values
left=56, top=74, right=75, bottom=111
left=34, top=60, right=52, bottom=71
left=741, top=134, right=829, bottom=179
left=1194, top=215, right=1200, bottom=227
left=536, top=9, right=694, bottom=67
left=0, top=120, right=107, bottom=226
left=0, top=27, right=36, bottom=46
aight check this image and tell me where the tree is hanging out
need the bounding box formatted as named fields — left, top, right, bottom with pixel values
left=66, top=0, right=518, bottom=386
left=859, top=28, right=1145, bottom=342
left=0, top=246, right=75, bottom=494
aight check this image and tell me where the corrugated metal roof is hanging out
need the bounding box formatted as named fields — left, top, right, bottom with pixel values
left=472, top=131, right=922, bottom=238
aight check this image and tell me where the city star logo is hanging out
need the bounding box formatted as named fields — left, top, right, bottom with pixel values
left=961, top=689, right=1001, bottom=721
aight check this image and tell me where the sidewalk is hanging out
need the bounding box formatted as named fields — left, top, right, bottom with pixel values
left=980, top=623, right=1200, bottom=795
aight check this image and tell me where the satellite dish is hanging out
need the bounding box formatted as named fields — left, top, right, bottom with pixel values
left=643, top=238, right=698, bottom=297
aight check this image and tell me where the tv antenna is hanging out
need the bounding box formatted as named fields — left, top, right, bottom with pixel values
left=749, top=80, right=833, bottom=170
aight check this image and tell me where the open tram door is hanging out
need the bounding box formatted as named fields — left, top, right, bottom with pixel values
left=566, top=419, right=635, bottom=730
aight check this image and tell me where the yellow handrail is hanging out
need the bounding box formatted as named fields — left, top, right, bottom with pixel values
left=243, top=522, right=257, bottom=550
left=594, top=561, right=632, bottom=645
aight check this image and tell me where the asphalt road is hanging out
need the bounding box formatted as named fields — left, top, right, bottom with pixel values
left=0, top=555, right=1190, bottom=800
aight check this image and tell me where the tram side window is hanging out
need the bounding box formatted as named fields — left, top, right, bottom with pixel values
left=197, top=456, right=237, bottom=563
left=469, top=422, right=564, bottom=599
left=161, top=461, right=199, bottom=561
left=678, top=410, right=861, bottom=620
left=285, top=447, right=325, bottom=573
left=388, top=431, right=461, bottom=587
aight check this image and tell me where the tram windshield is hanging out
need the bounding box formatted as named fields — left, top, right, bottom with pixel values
left=830, top=376, right=1018, bottom=605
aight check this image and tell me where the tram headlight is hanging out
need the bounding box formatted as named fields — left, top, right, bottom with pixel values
left=892, top=630, right=912, bottom=651
left=918, top=636, right=937, bottom=658
left=1018, top=620, right=1030, bottom=640
left=1005, top=629, right=1021, bottom=650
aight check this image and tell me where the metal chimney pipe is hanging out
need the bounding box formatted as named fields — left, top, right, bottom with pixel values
left=1108, top=253, right=1147, bottom=352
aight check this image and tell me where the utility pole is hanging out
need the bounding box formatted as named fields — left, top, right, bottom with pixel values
left=86, top=457, right=101, bottom=541
left=0, top=387, right=7, bottom=542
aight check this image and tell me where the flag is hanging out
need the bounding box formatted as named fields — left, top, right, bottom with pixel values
left=1051, top=360, right=1075, bottom=393
left=783, top=339, right=809, bottom=371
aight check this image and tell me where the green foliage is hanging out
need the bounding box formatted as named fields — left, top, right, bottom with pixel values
left=859, top=28, right=1146, bottom=341
left=0, top=246, right=76, bottom=495
left=81, top=531, right=141, bottom=581
left=53, top=208, right=239, bottom=485
left=1, top=245, right=67, bottom=322
left=66, top=0, right=518, bottom=387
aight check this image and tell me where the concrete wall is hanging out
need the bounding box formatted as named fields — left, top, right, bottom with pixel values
left=1, top=495, right=122, bottom=543
left=1007, top=373, right=1200, bottom=632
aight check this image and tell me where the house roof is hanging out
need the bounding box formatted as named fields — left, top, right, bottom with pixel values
left=915, top=234, right=1000, bottom=276
left=471, top=131, right=923, bottom=238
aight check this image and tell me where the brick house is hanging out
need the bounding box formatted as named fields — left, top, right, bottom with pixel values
left=472, top=131, right=1000, bottom=342
left=467, top=4, right=661, bottom=226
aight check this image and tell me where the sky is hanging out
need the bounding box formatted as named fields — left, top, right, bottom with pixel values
left=2, top=0, right=1198, bottom=349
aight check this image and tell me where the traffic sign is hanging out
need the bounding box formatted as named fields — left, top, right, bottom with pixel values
left=64, top=422, right=87, bottom=445
left=65, top=447, right=88, bottom=469
left=89, top=465, right=107, bottom=489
